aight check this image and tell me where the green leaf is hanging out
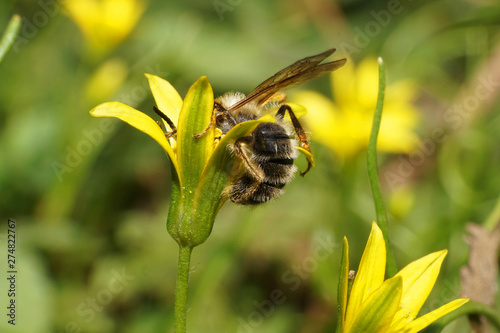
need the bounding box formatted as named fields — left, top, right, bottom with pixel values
left=336, top=237, right=349, bottom=333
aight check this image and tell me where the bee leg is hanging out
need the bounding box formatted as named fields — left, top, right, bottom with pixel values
left=233, top=140, right=265, bottom=181
left=193, top=108, right=216, bottom=139
left=216, top=101, right=238, bottom=126
left=227, top=176, right=261, bottom=204
left=156, top=120, right=177, bottom=139
left=195, top=101, right=238, bottom=139
left=154, top=106, right=178, bottom=138
left=228, top=140, right=264, bottom=204
left=276, top=104, right=313, bottom=176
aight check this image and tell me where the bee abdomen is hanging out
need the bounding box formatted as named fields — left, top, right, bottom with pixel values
left=228, top=160, right=297, bottom=205
left=260, top=158, right=297, bottom=186
left=268, top=158, right=294, bottom=165
left=229, top=176, right=285, bottom=205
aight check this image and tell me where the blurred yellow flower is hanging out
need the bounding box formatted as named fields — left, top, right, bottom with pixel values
left=337, top=222, right=468, bottom=333
left=65, top=0, right=145, bottom=54
left=291, top=58, right=420, bottom=159
left=388, top=185, right=415, bottom=219
left=85, top=58, right=128, bottom=103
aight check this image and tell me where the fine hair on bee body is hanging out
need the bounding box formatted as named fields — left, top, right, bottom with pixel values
left=215, top=92, right=301, bottom=204
left=154, top=49, right=346, bottom=205
left=211, top=48, right=346, bottom=205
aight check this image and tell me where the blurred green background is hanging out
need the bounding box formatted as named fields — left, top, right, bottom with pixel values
left=0, top=0, right=499, bottom=332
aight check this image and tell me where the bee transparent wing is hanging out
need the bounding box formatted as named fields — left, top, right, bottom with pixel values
left=227, top=48, right=347, bottom=111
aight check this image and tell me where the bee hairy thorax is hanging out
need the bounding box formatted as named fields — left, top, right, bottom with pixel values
left=215, top=92, right=261, bottom=134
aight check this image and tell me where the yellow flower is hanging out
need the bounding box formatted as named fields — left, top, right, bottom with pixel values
left=89, top=75, right=300, bottom=247
left=291, top=58, right=420, bottom=159
left=65, top=0, right=145, bottom=54
left=337, top=222, right=468, bottom=333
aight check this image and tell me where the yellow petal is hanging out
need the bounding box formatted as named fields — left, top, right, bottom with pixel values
left=90, top=102, right=179, bottom=176
left=401, top=298, right=469, bottom=333
left=345, top=222, right=386, bottom=326
left=146, top=74, right=183, bottom=129
left=389, top=250, right=448, bottom=331
left=346, top=276, right=403, bottom=333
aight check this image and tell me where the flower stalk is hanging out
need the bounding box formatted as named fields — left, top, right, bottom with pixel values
left=174, top=245, right=192, bottom=333
left=367, top=57, right=398, bottom=277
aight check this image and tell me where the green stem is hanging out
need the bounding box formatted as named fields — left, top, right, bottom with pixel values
left=0, top=14, right=21, bottom=64
left=174, top=245, right=193, bottom=333
left=367, top=57, right=398, bottom=277
left=425, top=301, right=500, bottom=332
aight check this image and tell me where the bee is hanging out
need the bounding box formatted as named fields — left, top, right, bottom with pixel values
left=155, top=49, right=346, bottom=205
